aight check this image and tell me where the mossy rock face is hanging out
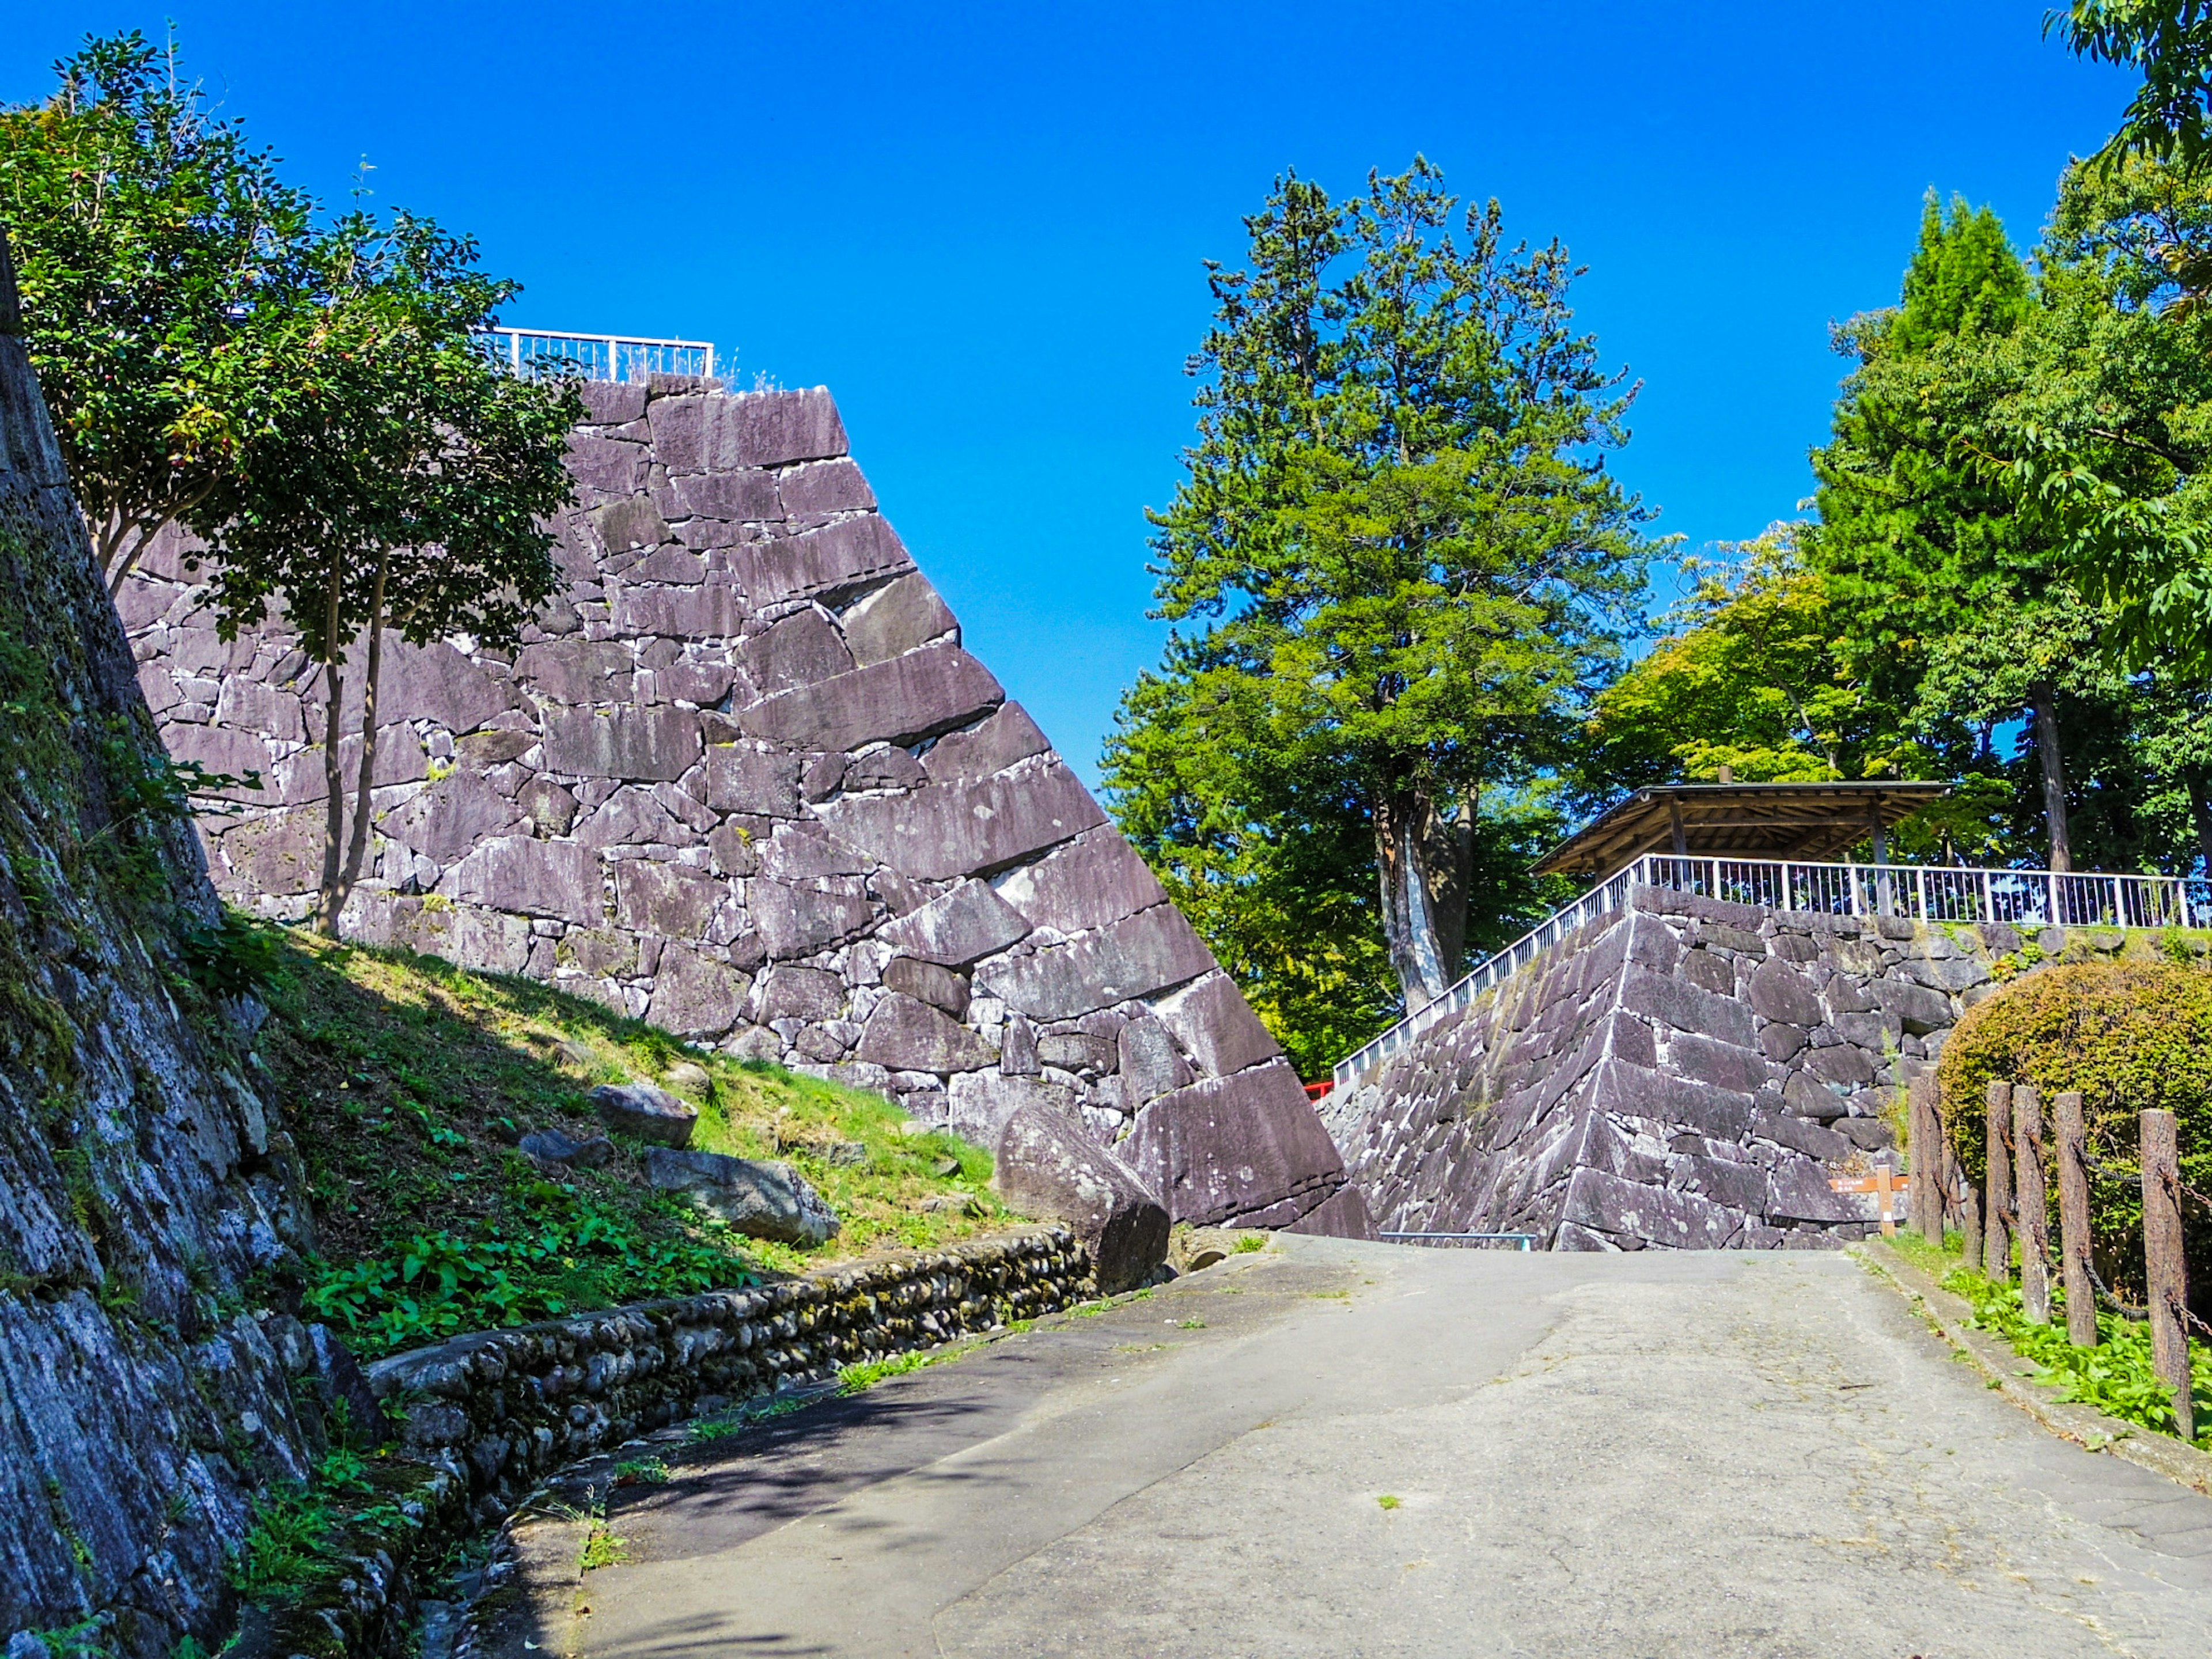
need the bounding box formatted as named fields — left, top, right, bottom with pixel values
left=1937, top=959, right=2212, bottom=1292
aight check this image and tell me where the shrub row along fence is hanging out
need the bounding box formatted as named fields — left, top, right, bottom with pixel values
left=1908, top=1074, right=2206, bottom=1439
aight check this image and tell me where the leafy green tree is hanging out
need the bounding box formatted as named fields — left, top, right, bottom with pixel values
left=201, top=211, right=579, bottom=935
left=0, top=29, right=315, bottom=590
left=1105, top=160, right=1650, bottom=1035
left=2052, top=1, right=2212, bottom=175
left=1806, top=194, right=2100, bottom=869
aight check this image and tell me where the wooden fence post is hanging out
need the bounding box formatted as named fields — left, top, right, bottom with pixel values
left=1911, top=1072, right=1944, bottom=1247
left=2054, top=1090, right=2097, bottom=1348
left=1960, top=1175, right=1983, bottom=1272
left=2013, top=1085, right=2050, bottom=1323
left=1984, top=1079, right=2013, bottom=1283
left=2141, top=1108, right=2195, bottom=1444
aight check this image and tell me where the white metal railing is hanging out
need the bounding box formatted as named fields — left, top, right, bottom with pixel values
left=1331, top=854, right=2212, bottom=1089
left=482, top=328, right=715, bottom=384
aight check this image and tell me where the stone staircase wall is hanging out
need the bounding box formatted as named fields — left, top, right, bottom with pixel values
left=121, top=378, right=1359, bottom=1235
left=1319, top=885, right=2093, bottom=1249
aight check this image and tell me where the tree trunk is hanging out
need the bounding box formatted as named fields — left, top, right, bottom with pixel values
left=2029, top=680, right=2073, bottom=874
left=2186, top=769, right=2212, bottom=878
left=328, top=552, right=392, bottom=937
left=1374, top=789, right=1465, bottom=1012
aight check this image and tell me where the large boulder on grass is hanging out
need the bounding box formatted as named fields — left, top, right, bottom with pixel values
left=644, top=1147, right=840, bottom=1245
left=590, top=1081, right=698, bottom=1147
left=993, top=1103, right=1168, bottom=1294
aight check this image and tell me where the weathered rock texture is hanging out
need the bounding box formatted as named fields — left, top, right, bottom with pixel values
left=1319, top=885, right=2071, bottom=1251
left=0, top=239, right=321, bottom=1654
left=124, top=377, right=1347, bottom=1229
left=368, top=1225, right=1086, bottom=1522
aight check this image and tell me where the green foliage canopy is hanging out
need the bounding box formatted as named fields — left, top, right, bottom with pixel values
left=1105, top=160, right=1650, bottom=1060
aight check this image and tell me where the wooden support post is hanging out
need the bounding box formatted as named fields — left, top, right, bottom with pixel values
left=2054, top=1090, right=2097, bottom=1348
left=1984, top=1080, right=2013, bottom=1283
left=2141, top=1108, right=2195, bottom=1445
left=1960, top=1174, right=1983, bottom=1272
left=1910, top=1073, right=1944, bottom=1246
left=2013, top=1085, right=2051, bottom=1324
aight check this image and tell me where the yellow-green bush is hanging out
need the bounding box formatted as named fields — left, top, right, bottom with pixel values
left=1937, top=960, right=2212, bottom=1295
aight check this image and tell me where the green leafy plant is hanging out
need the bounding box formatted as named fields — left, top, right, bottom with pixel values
left=1376, top=1494, right=1402, bottom=1511
left=1943, top=1266, right=2211, bottom=1446
left=578, top=1520, right=627, bottom=1571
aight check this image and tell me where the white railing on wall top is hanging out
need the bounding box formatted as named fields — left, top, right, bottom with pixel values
left=1331, top=855, right=2212, bottom=1090
left=482, top=327, right=715, bottom=384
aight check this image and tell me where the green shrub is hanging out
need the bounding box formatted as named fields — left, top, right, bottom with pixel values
left=1936, top=960, right=2212, bottom=1297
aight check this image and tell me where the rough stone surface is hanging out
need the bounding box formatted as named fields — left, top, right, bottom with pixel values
left=368, top=1225, right=1085, bottom=1518
left=643, top=1148, right=840, bottom=1244
left=993, top=1105, right=1169, bottom=1294
left=1320, top=887, right=2085, bottom=1251
left=130, top=378, right=1342, bottom=1232
left=1122, top=1062, right=1350, bottom=1229
left=591, top=1082, right=699, bottom=1147
left=0, top=234, right=323, bottom=1658
left=519, top=1128, right=616, bottom=1169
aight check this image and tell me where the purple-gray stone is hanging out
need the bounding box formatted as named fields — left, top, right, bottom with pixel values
left=614, top=859, right=730, bottom=937
left=753, top=964, right=844, bottom=1024
left=778, top=457, right=876, bottom=516
left=704, top=739, right=802, bottom=817
left=750, top=877, right=873, bottom=960
left=817, top=762, right=1105, bottom=881
left=854, top=992, right=998, bottom=1074
left=646, top=944, right=750, bottom=1039
left=728, top=514, right=913, bottom=609
left=1747, top=959, right=1824, bottom=1027
left=978, top=905, right=1215, bottom=1022
left=993, top=1104, right=1168, bottom=1294
left=590, top=1081, right=698, bottom=1148
left=1116, top=1016, right=1191, bottom=1106
left=643, top=1147, right=839, bottom=1244
left=839, top=572, right=956, bottom=666
left=743, top=607, right=854, bottom=696
left=1119, top=1061, right=1347, bottom=1229
left=1156, top=971, right=1280, bottom=1079
left=878, top=879, right=1032, bottom=967
left=542, top=706, right=702, bottom=782
left=737, top=642, right=1002, bottom=754
left=880, top=956, right=971, bottom=1017
left=995, top=828, right=1168, bottom=935
left=922, top=701, right=1050, bottom=784
left=442, top=836, right=602, bottom=925
left=519, top=1127, right=616, bottom=1169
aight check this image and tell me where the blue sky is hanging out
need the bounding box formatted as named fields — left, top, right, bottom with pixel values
left=5, top=3, right=2135, bottom=786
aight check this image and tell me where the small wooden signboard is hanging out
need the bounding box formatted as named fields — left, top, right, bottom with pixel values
left=1830, top=1162, right=1901, bottom=1236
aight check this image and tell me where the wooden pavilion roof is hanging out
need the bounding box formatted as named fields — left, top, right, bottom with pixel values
left=1532, top=781, right=1953, bottom=878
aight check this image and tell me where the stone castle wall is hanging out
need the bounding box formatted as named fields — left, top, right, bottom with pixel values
left=1319, top=885, right=2090, bottom=1249
left=122, top=378, right=1359, bottom=1234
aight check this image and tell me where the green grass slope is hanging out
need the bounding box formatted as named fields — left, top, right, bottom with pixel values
left=238, top=921, right=1012, bottom=1357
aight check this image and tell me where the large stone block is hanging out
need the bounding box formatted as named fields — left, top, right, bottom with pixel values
left=442, top=836, right=602, bottom=925
left=1619, top=963, right=1756, bottom=1048
left=703, top=738, right=802, bottom=817
left=514, top=638, right=635, bottom=704
left=1283, top=1183, right=1377, bottom=1240
left=209, top=806, right=325, bottom=897
left=1119, top=1061, right=1346, bottom=1228
left=614, top=859, right=729, bottom=937
left=616, top=581, right=747, bottom=639
left=665, top=468, right=779, bottom=521
left=946, top=1071, right=1077, bottom=1146
left=839, top=573, right=956, bottom=666
left=995, top=827, right=1168, bottom=935
left=922, top=701, right=1050, bottom=784
left=647, top=945, right=749, bottom=1039
left=979, top=905, right=1217, bottom=1022
left=743, top=608, right=854, bottom=696
left=1584, top=1058, right=1753, bottom=1141
left=1117, top=1016, right=1192, bottom=1107
left=566, top=433, right=649, bottom=497
left=1556, top=1166, right=1743, bottom=1248
left=1665, top=1032, right=1770, bottom=1096
left=351, top=894, right=535, bottom=975
left=1751, top=1109, right=1851, bottom=1162
left=881, top=955, right=971, bottom=1017
left=700, top=387, right=849, bottom=469
left=737, top=642, right=1002, bottom=754
left=993, top=1104, right=1168, bottom=1294
left=376, top=773, right=521, bottom=865
left=643, top=1148, right=839, bottom=1244
left=577, top=380, right=647, bottom=423
left=751, top=877, right=872, bottom=959
left=542, top=706, right=702, bottom=782
left=778, top=457, right=876, bottom=516
left=1745, top=959, right=1824, bottom=1027
left=821, top=762, right=1107, bottom=882
left=1868, top=978, right=1953, bottom=1035
left=754, top=964, right=844, bottom=1024
left=855, top=992, right=998, bottom=1074
left=1155, top=970, right=1281, bottom=1079
left=591, top=1082, right=698, bottom=1147
left=729, top=515, right=913, bottom=609
left=1764, top=1158, right=1863, bottom=1224
left=878, top=879, right=1032, bottom=967
left=376, top=638, right=516, bottom=731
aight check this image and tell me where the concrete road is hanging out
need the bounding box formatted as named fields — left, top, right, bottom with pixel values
left=496, top=1236, right=2212, bottom=1659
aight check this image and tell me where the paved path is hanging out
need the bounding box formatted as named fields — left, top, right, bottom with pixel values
left=495, top=1236, right=2212, bottom=1659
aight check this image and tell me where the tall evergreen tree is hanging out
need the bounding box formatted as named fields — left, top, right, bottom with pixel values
left=1105, top=160, right=1650, bottom=1039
